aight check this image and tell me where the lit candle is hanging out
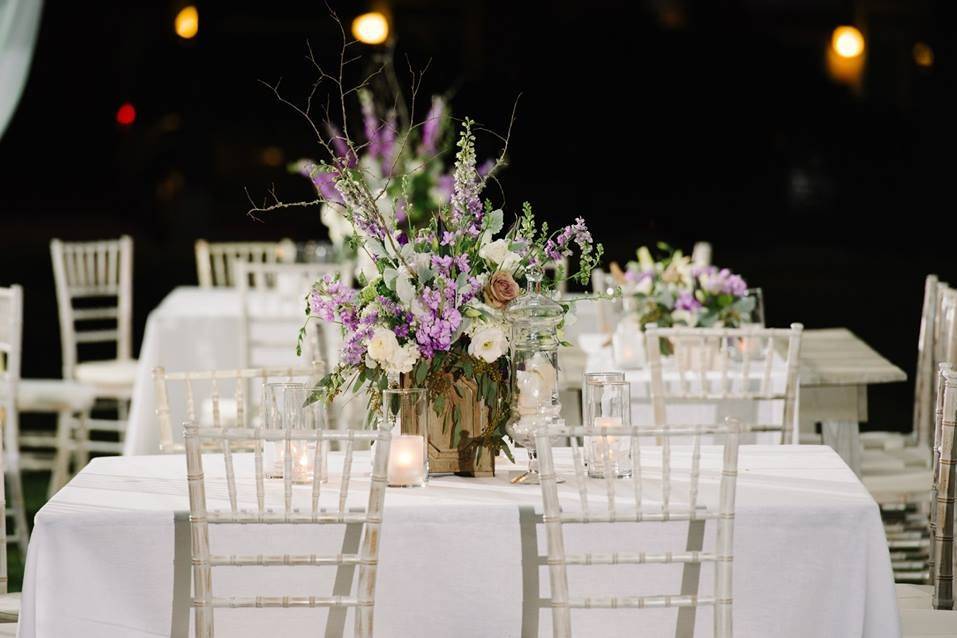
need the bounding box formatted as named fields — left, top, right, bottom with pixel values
left=388, top=434, right=426, bottom=487
left=590, top=416, right=623, bottom=478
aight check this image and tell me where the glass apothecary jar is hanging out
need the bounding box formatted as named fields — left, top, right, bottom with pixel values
left=505, top=266, right=565, bottom=484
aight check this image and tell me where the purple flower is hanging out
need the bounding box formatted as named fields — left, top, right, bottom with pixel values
left=326, top=123, right=357, bottom=168
left=420, top=97, right=445, bottom=155
left=675, top=291, right=702, bottom=312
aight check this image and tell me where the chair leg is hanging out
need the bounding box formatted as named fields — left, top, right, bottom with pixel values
left=49, top=411, right=75, bottom=498
left=5, top=462, right=30, bottom=555
left=74, top=412, right=90, bottom=470
left=356, top=605, right=373, bottom=638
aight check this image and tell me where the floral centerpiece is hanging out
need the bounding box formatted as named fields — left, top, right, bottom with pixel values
left=622, top=244, right=754, bottom=329
left=304, top=119, right=601, bottom=468
left=247, top=17, right=603, bottom=472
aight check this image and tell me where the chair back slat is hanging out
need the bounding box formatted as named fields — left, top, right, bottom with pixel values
left=536, top=421, right=742, bottom=637
left=183, top=422, right=390, bottom=637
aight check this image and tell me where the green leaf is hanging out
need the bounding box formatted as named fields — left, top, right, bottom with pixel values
left=487, top=208, right=504, bottom=235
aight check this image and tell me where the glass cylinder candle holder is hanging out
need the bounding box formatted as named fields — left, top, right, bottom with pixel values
left=263, top=382, right=327, bottom=483
left=584, top=380, right=632, bottom=479
left=381, top=388, right=429, bottom=487
left=612, top=312, right=645, bottom=369
left=582, top=371, right=626, bottom=429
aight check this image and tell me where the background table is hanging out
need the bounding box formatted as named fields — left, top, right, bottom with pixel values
left=579, top=327, right=906, bottom=474
left=124, top=287, right=332, bottom=455
left=20, top=446, right=898, bottom=637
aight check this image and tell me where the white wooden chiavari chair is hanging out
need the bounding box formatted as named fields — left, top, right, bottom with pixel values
left=536, top=420, right=742, bottom=637
left=184, top=421, right=391, bottom=637
left=0, top=417, right=21, bottom=626
left=50, top=236, right=137, bottom=466
left=861, top=276, right=944, bottom=468
left=153, top=366, right=324, bottom=453
left=233, top=261, right=350, bottom=371
left=895, top=363, right=957, bottom=634
left=644, top=323, right=803, bottom=444
left=0, top=286, right=30, bottom=557
left=194, top=239, right=297, bottom=288
left=691, top=241, right=712, bottom=267
left=1, top=285, right=97, bottom=504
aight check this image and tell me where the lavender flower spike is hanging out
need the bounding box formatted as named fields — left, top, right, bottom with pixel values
left=420, top=96, right=445, bottom=155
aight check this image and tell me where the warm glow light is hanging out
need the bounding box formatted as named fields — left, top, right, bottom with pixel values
left=175, top=6, right=199, bottom=39
left=832, top=26, right=864, bottom=59
left=914, top=42, right=934, bottom=68
left=351, top=12, right=389, bottom=45
left=116, top=102, right=136, bottom=126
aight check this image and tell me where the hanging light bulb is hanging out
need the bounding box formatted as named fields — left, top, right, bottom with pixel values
left=175, top=6, right=199, bottom=40
left=831, top=26, right=864, bottom=59
left=351, top=12, right=389, bottom=45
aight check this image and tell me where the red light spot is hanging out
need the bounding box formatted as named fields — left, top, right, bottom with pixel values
left=116, top=102, right=136, bottom=126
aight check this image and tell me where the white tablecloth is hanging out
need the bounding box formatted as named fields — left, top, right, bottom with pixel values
left=125, top=287, right=326, bottom=456
left=20, top=446, right=899, bottom=637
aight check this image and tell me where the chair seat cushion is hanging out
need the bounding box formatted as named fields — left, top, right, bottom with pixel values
left=897, top=584, right=933, bottom=610
left=0, top=592, right=19, bottom=622
left=75, top=359, right=138, bottom=388
left=16, top=379, right=97, bottom=412
left=901, top=608, right=957, bottom=636
left=862, top=469, right=932, bottom=500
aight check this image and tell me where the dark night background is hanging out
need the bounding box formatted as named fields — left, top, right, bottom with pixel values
left=2, top=0, right=955, bottom=432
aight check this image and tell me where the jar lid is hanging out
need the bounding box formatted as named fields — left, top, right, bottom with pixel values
left=505, top=266, right=564, bottom=323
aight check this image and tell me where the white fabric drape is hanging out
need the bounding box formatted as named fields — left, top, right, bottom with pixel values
left=0, top=0, right=43, bottom=140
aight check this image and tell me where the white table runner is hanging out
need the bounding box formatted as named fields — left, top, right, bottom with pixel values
left=19, top=446, right=899, bottom=637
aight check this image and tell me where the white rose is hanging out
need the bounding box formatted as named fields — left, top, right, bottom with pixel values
left=366, top=327, right=399, bottom=365
left=385, top=342, right=420, bottom=374
left=635, top=276, right=653, bottom=295
left=479, top=239, right=520, bottom=272
left=468, top=325, right=509, bottom=363
left=671, top=309, right=699, bottom=327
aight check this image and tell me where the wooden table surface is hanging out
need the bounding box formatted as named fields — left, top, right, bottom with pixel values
left=797, top=328, right=907, bottom=387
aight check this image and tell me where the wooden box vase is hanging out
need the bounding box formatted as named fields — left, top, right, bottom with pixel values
left=403, top=373, right=495, bottom=477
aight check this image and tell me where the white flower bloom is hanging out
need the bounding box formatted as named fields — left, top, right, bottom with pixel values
left=637, top=246, right=655, bottom=272
left=385, top=342, right=420, bottom=374
left=468, top=325, right=509, bottom=363
left=357, top=252, right=379, bottom=283
left=320, top=204, right=353, bottom=248
left=366, top=327, right=400, bottom=365
left=634, top=276, right=653, bottom=295
left=479, top=239, right=521, bottom=272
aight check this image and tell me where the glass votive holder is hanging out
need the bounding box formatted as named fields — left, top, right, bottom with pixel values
left=583, top=380, right=632, bottom=479
left=582, top=371, right=626, bottom=428
left=263, top=382, right=327, bottom=483
left=381, top=388, right=429, bottom=487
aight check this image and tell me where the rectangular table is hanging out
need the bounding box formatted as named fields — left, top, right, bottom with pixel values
left=19, top=446, right=899, bottom=637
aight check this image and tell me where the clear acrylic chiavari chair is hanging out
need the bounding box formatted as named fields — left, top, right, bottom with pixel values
left=184, top=421, right=391, bottom=637
left=536, top=420, right=743, bottom=637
